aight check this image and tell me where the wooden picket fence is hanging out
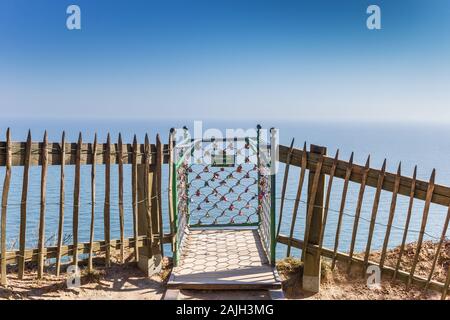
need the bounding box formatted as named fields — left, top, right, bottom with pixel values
left=276, top=142, right=450, bottom=300
left=0, top=129, right=174, bottom=285
left=1, top=128, right=450, bottom=300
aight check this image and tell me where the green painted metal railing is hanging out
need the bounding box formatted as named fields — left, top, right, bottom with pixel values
left=171, top=126, right=277, bottom=266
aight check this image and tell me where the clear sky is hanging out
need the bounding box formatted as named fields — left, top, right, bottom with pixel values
left=0, top=0, right=449, bottom=122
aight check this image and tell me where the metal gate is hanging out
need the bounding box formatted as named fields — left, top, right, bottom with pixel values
left=170, top=127, right=277, bottom=266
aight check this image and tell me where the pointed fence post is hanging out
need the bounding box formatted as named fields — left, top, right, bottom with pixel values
left=302, top=144, right=326, bottom=293
left=137, top=136, right=162, bottom=276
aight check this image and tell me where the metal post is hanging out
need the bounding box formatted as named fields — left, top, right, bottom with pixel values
left=256, top=125, right=261, bottom=225
left=270, top=128, right=277, bottom=265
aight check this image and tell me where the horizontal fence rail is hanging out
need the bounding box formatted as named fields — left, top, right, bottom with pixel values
left=279, top=144, right=450, bottom=207
left=0, top=235, right=173, bottom=266
left=0, top=139, right=170, bottom=166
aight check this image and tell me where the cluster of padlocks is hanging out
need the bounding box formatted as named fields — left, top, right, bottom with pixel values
left=174, top=136, right=271, bottom=227
left=187, top=161, right=259, bottom=226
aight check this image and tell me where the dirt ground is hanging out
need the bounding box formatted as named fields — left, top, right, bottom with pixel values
left=363, top=240, right=450, bottom=284
left=0, top=256, right=167, bottom=300
left=1, top=241, right=448, bottom=300
left=278, top=240, right=449, bottom=300
left=278, top=257, right=442, bottom=300
left=0, top=267, right=165, bottom=300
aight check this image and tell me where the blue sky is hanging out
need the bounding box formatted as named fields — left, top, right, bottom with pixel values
left=0, top=0, right=449, bottom=121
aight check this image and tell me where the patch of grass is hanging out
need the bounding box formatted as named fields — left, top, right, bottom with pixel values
left=159, top=256, right=173, bottom=282
left=276, top=257, right=303, bottom=275
left=277, top=257, right=332, bottom=282
left=320, top=259, right=332, bottom=282
left=82, top=269, right=104, bottom=284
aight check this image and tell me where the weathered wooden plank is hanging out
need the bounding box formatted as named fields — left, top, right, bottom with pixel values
left=302, top=144, right=326, bottom=293
left=363, top=159, right=387, bottom=275
left=118, top=133, right=125, bottom=263
left=0, top=129, right=11, bottom=285
left=331, top=152, right=354, bottom=269
left=301, top=154, right=324, bottom=262
left=104, top=134, right=111, bottom=267
left=316, top=149, right=339, bottom=263
left=132, top=135, right=139, bottom=262
left=407, top=169, right=436, bottom=288
left=347, top=156, right=370, bottom=272
left=37, top=132, right=48, bottom=279
left=393, top=166, right=417, bottom=280
left=88, top=134, right=97, bottom=272
left=18, top=131, right=31, bottom=279
left=166, top=282, right=282, bottom=290
left=156, top=134, right=164, bottom=257
left=0, top=141, right=169, bottom=166
left=72, top=133, right=82, bottom=267
left=276, top=138, right=295, bottom=238
left=379, top=162, right=402, bottom=269
left=144, top=134, right=153, bottom=252
left=286, top=142, right=307, bottom=257
left=279, top=144, right=450, bottom=207
left=55, top=132, right=66, bottom=276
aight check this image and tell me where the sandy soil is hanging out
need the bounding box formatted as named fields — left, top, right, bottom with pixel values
left=362, top=240, right=450, bottom=284
left=1, top=241, right=448, bottom=300
left=0, top=256, right=166, bottom=300
left=278, top=259, right=442, bottom=300
left=278, top=240, right=449, bottom=300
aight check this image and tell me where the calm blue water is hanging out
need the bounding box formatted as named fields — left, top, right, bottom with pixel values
left=1, top=119, right=450, bottom=262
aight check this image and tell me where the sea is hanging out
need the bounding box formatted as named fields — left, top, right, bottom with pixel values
left=1, top=119, right=450, bottom=261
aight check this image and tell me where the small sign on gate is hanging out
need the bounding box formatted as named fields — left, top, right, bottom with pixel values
left=211, top=151, right=236, bottom=167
